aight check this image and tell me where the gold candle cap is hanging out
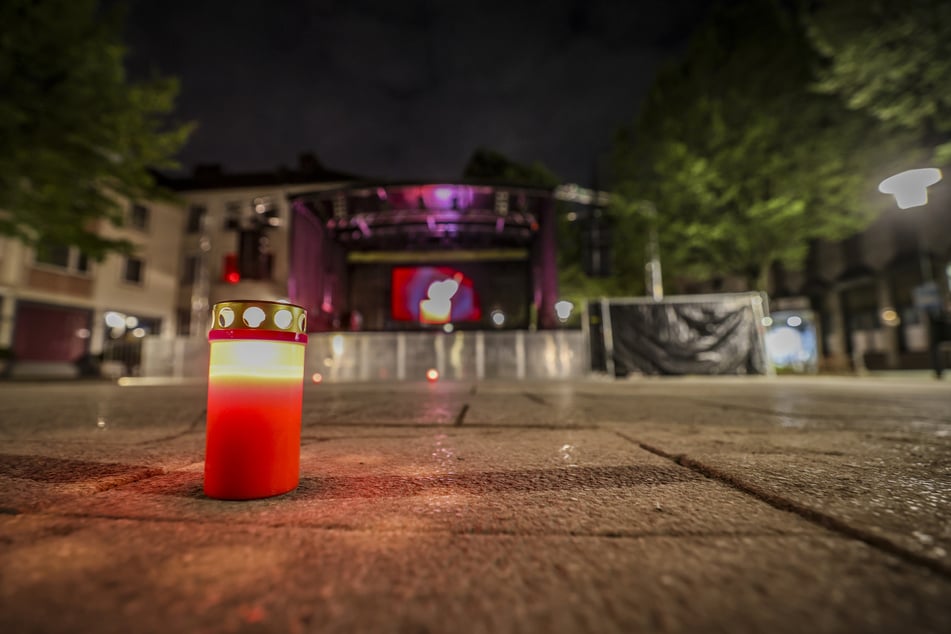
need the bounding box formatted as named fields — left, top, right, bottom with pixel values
left=210, top=300, right=307, bottom=335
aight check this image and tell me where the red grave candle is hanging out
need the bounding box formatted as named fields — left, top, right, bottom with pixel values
left=204, top=301, right=308, bottom=500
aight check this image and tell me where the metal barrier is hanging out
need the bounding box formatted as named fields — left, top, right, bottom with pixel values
left=140, top=330, right=587, bottom=381
left=100, top=340, right=144, bottom=378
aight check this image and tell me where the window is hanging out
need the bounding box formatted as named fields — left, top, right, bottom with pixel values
left=237, top=229, right=273, bottom=281
left=35, top=243, right=89, bottom=274
left=181, top=254, right=200, bottom=284
left=176, top=308, right=192, bottom=336
left=252, top=196, right=280, bottom=227
left=186, top=205, right=207, bottom=233
left=35, top=243, right=70, bottom=268
left=224, top=201, right=242, bottom=229
left=123, top=257, right=144, bottom=284
left=130, top=204, right=150, bottom=231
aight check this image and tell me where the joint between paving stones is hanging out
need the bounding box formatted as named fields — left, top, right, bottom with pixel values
left=615, top=431, right=951, bottom=582
left=453, top=404, right=470, bottom=426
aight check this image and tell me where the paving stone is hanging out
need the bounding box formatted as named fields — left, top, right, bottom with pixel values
left=0, top=378, right=949, bottom=633
left=1, top=515, right=948, bottom=634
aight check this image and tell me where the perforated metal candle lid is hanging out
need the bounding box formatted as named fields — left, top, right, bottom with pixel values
left=209, top=300, right=308, bottom=342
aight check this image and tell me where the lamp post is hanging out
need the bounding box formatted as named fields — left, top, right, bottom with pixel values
left=878, top=168, right=944, bottom=376
left=879, top=168, right=943, bottom=282
left=640, top=201, right=664, bottom=302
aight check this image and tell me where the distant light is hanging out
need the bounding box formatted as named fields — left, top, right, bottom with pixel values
left=878, top=168, right=942, bottom=209
left=434, top=187, right=454, bottom=202
left=881, top=309, right=900, bottom=326
left=311, top=372, right=323, bottom=384
left=554, top=300, right=574, bottom=322
left=132, top=327, right=146, bottom=338
left=125, top=315, right=138, bottom=328
left=442, top=323, right=454, bottom=333
left=786, top=315, right=803, bottom=328
left=491, top=309, right=505, bottom=327
left=765, top=327, right=803, bottom=363
left=104, top=311, right=126, bottom=328
left=75, top=328, right=91, bottom=339
left=225, top=271, right=241, bottom=284
left=426, top=368, right=439, bottom=383
left=332, top=334, right=345, bottom=357
left=420, top=278, right=459, bottom=324
left=566, top=212, right=578, bottom=222
left=761, top=316, right=774, bottom=327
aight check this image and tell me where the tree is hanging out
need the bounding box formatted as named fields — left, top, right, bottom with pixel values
left=612, top=0, right=915, bottom=291
left=805, top=0, right=951, bottom=165
left=462, top=147, right=559, bottom=188
left=0, top=0, right=193, bottom=259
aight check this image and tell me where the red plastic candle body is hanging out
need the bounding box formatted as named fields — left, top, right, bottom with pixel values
left=204, top=302, right=308, bottom=500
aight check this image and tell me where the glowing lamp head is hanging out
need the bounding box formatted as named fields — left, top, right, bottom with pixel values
left=311, top=372, right=323, bottom=384
left=878, top=168, right=942, bottom=209
left=426, top=368, right=439, bottom=383
left=554, top=300, right=574, bottom=322
left=104, top=311, right=126, bottom=329
left=880, top=308, right=900, bottom=326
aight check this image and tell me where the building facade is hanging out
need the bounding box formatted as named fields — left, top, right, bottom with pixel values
left=0, top=199, right=184, bottom=376
left=0, top=156, right=561, bottom=376
left=2, top=155, right=946, bottom=376
left=773, top=185, right=951, bottom=371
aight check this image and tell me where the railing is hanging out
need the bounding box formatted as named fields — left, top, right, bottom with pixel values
left=140, top=330, right=587, bottom=381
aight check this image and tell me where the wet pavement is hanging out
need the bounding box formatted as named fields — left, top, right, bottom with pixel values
left=0, top=377, right=949, bottom=633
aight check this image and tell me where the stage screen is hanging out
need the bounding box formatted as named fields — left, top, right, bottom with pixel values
left=391, top=266, right=482, bottom=324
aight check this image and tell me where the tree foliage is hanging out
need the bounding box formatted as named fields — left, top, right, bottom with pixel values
left=612, top=0, right=914, bottom=290
left=462, top=147, right=559, bottom=188
left=806, top=0, right=951, bottom=165
left=554, top=209, right=630, bottom=316
left=0, top=0, right=193, bottom=258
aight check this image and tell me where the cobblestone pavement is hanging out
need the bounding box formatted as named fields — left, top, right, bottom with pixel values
left=0, top=376, right=949, bottom=633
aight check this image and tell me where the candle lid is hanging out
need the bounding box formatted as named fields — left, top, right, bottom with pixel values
left=210, top=300, right=307, bottom=335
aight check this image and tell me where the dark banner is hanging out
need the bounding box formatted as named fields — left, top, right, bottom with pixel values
left=590, top=297, right=767, bottom=376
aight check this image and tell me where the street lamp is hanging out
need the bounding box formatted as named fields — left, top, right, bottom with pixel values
left=878, top=167, right=944, bottom=376
left=878, top=168, right=942, bottom=209
left=638, top=201, right=663, bottom=301
left=878, top=167, right=943, bottom=282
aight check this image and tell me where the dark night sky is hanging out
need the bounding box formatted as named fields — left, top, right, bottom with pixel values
left=124, top=0, right=717, bottom=184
